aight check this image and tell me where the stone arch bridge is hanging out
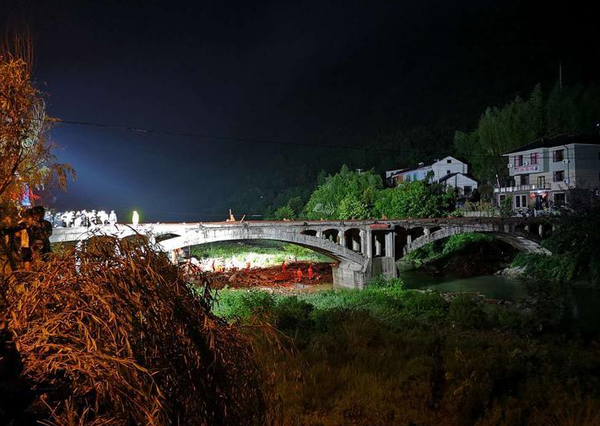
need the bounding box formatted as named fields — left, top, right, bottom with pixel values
left=51, top=218, right=552, bottom=289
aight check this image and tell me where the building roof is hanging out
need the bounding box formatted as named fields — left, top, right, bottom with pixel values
left=387, top=155, right=467, bottom=176
left=504, top=134, right=600, bottom=155
left=394, top=163, right=432, bottom=175
left=438, top=172, right=477, bottom=184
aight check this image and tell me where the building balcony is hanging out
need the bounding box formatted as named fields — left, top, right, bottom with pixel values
left=494, top=183, right=552, bottom=193
left=509, top=163, right=545, bottom=175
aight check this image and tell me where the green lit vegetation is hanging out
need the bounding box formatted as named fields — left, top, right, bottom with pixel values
left=190, top=240, right=331, bottom=264
left=299, top=165, right=456, bottom=221
left=512, top=202, right=600, bottom=285
left=405, top=233, right=494, bottom=265
left=213, top=280, right=600, bottom=425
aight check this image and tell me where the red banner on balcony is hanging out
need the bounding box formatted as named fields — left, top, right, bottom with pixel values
left=514, top=164, right=541, bottom=174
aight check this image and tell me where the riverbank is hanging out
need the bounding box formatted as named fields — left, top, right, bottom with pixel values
left=203, top=261, right=333, bottom=291
left=211, top=281, right=600, bottom=425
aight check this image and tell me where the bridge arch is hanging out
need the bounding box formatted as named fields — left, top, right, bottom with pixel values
left=406, top=225, right=550, bottom=255
left=156, top=225, right=367, bottom=267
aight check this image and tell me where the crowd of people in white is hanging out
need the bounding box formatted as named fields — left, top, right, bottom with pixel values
left=51, top=210, right=118, bottom=228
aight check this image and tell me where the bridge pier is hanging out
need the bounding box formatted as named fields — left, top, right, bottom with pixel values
left=374, top=235, right=382, bottom=256
left=385, top=231, right=395, bottom=258
left=339, top=231, right=346, bottom=248
left=351, top=236, right=361, bottom=252
left=360, top=229, right=372, bottom=258
left=332, top=257, right=398, bottom=290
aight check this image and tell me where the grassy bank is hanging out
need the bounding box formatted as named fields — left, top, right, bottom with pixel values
left=190, top=240, right=331, bottom=266
left=212, top=280, right=600, bottom=426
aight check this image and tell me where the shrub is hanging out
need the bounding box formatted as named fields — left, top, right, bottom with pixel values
left=500, top=195, right=513, bottom=217
left=448, top=295, right=487, bottom=328
left=0, top=239, right=267, bottom=425
left=374, top=181, right=455, bottom=219
left=441, top=233, right=493, bottom=256
left=273, top=297, right=315, bottom=336
left=368, top=275, right=404, bottom=289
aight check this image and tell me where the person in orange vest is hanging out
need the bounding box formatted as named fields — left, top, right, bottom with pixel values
left=296, top=268, right=302, bottom=282
left=281, top=261, right=286, bottom=273
left=211, top=260, right=216, bottom=272
left=246, top=261, right=251, bottom=271
left=308, top=264, right=314, bottom=280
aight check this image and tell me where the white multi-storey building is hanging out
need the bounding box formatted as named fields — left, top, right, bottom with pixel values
left=495, top=134, right=600, bottom=209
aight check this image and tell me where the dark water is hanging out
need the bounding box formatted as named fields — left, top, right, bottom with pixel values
left=401, top=271, right=528, bottom=301
left=401, top=271, right=600, bottom=335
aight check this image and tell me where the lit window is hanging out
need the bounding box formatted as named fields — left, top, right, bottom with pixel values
left=514, top=155, right=523, bottom=167
left=553, top=149, right=564, bottom=162
left=537, top=176, right=546, bottom=187
left=553, top=171, right=564, bottom=182
left=530, top=152, right=538, bottom=165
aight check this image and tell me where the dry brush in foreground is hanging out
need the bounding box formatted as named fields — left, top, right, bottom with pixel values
left=0, top=238, right=268, bottom=426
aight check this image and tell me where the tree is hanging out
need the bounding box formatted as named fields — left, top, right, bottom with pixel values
left=374, top=181, right=455, bottom=219
left=456, top=83, right=600, bottom=184
left=0, top=35, right=73, bottom=208
left=273, top=204, right=295, bottom=220
left=302, top=165, right=383, bottom=220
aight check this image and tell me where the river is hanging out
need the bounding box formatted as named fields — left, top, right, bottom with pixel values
left=400, top=270, right=600, bottom=336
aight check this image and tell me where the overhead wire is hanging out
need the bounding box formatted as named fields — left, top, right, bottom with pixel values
left=51, top=118, right=584, bottom=160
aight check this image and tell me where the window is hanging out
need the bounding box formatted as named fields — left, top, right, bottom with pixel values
left=553, top=149, right=564, bottom=162
left=500, top=194, right=506, bottom=202
left=537, top=176, right=546, bottom=187
left=447, top=170, right=451, bottom=175
left=530, top=152, right=539, bottom=165
left=405, top=175, right=411, bottom=182
left=521, top=174, right=529, bottom=185
left=463, top=186, right=472, bottom=196
left=553, top=170, right=565, bottom=182
left=515, top=195, right=527, bottom=208
left=554, top=193, right=566, bottom=205
left=514, top=155, right=523, bottom=167
left=447, top=159, right=452, bottom=164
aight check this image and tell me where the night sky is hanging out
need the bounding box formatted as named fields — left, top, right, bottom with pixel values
left=2, top=0, right=599, bottom=222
